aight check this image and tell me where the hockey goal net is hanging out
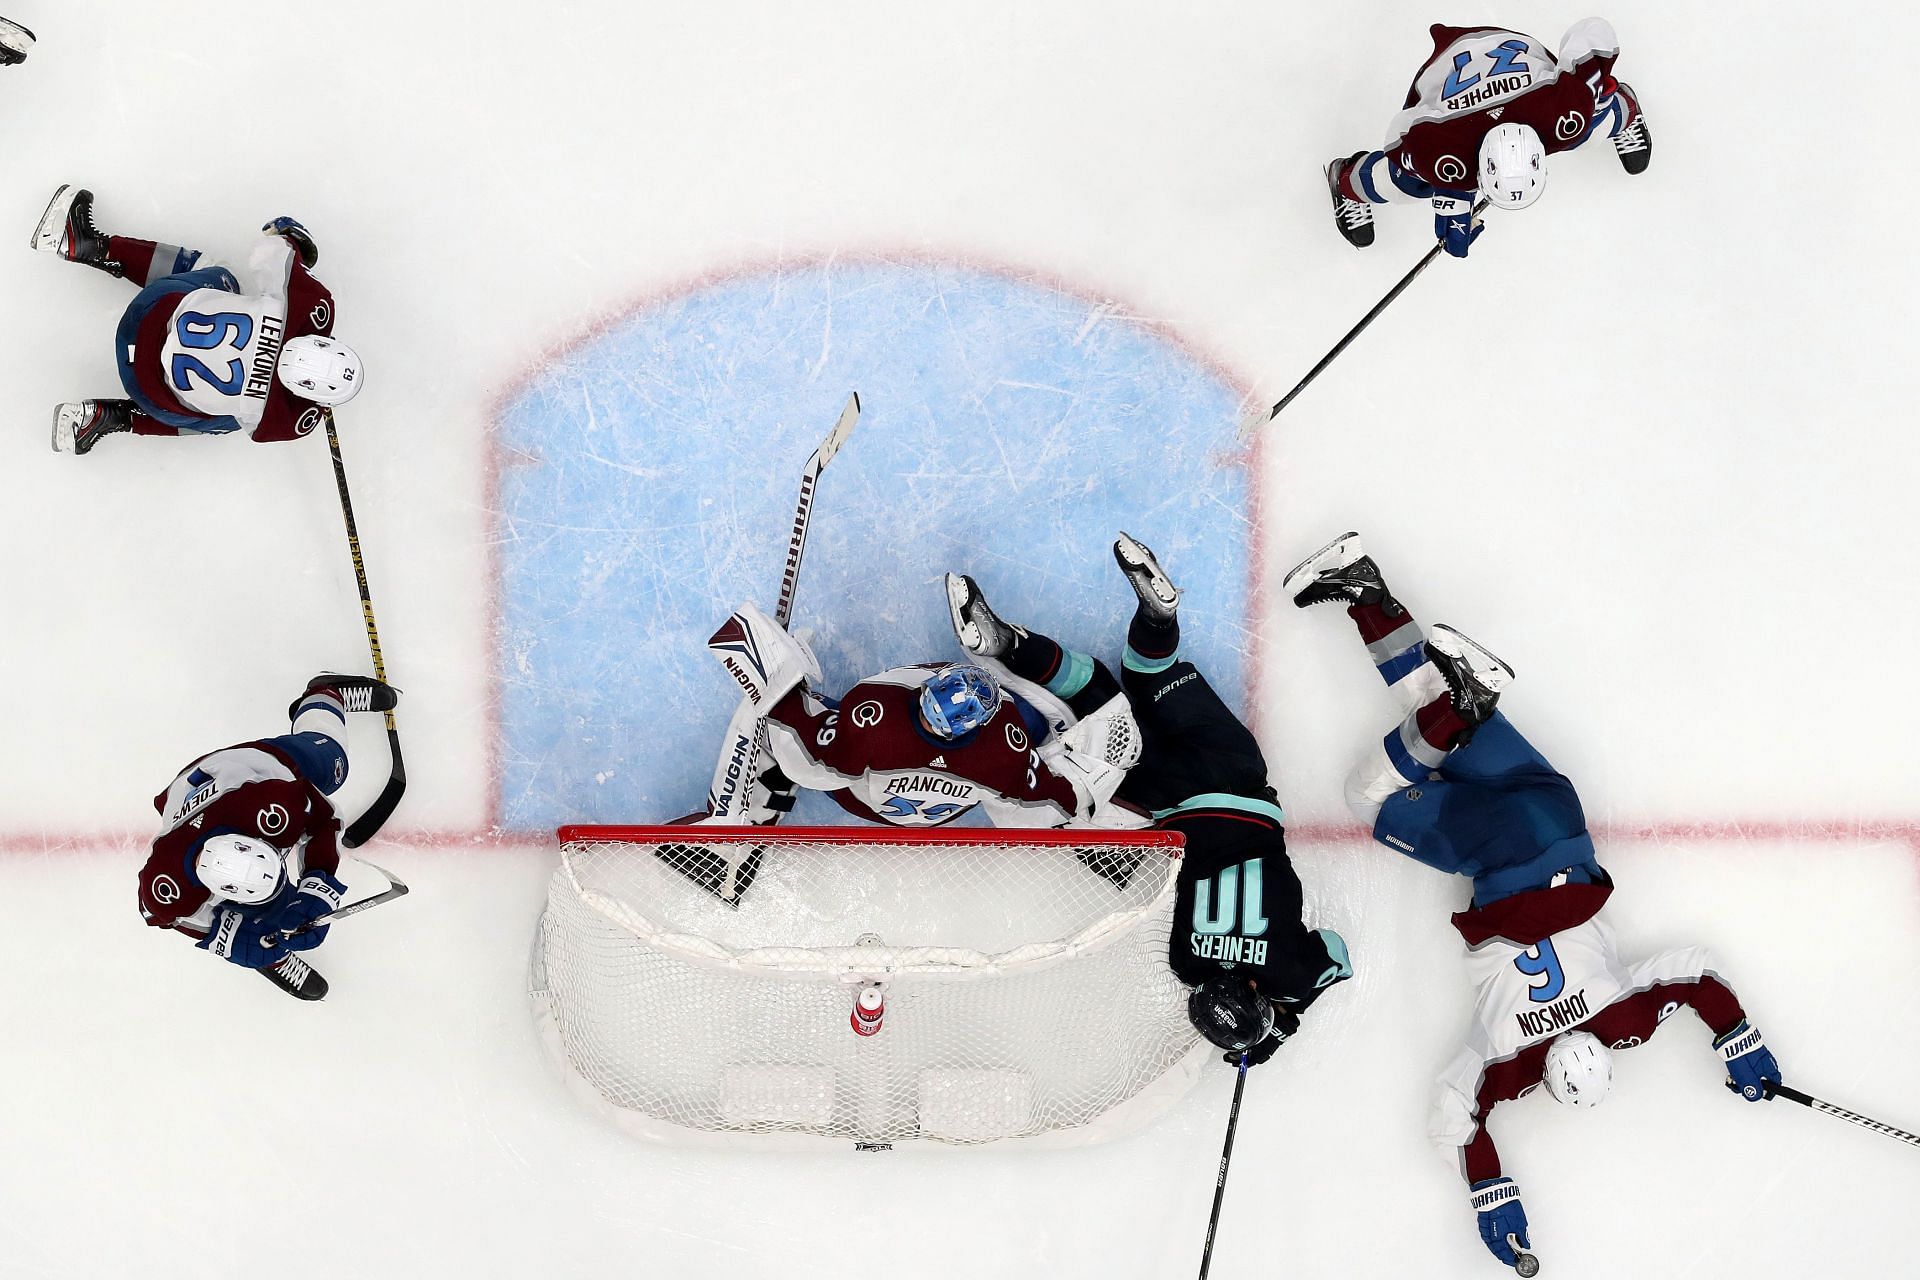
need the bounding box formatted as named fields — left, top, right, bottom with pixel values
left=530, top=824, right=1206, bottom=1149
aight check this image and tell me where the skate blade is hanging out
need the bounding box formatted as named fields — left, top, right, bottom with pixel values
left=1427, top=625, right=1515, bottom=691
left=1281, top=531, right=1362, bottom=597
left=29, top=184, right=72, bottom=253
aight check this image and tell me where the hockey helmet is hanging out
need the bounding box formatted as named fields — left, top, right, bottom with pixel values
left=194, top=833, right=287, bottom=905
left=277, top=334, right=365, bottom=406
left=1479, top=123, right=1547, bottom=210
left=918, top=663, right=1003, bottom=740
left=1542, top=1030, right=1613, bottom=1107
left=1188, top=974, right=1275, bottom=1053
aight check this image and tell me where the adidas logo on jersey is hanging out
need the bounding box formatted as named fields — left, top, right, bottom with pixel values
left=1489, top=106, right=1505, bottom=120
left=929, top=755, right=947, bottom=767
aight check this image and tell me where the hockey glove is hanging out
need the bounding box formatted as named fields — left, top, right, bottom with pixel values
left=1227, top=1005, right=1300, bottom=1068
left=263, top=216, right=318, bottom=269
left=251, top=871, right=346, bottom=953
left=198, top=907, right=283, bottom=969
left=1432, top=196, right=1483, bottom=259
left=1469, top=1178, right=1530, bottom=1267
left=1714, top=1020, right=1780, bottom=1102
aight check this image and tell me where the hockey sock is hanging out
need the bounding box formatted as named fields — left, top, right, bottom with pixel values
left=130, top=415, right=186, bottom=437
left=1350, top=600, right=1427, bottom=687
left=1002, top=629, right=1099, bottom=700
left=291, top=687, right=348, bottom=734
left=1380, top=693, right=1469, bottom=783
left=1123, top=610, right=1180, bottom=674
left=108, top=236, right=200, bottom=287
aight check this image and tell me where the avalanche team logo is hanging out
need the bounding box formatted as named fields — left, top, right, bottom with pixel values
left=1434, top=154, right=1469, bottom=185
left=1554, top=110, right=1586, bottom=141
left=309, top=298, right=333, bottom=331
left=257, top=803, right=291, bottom=837
left=1005, top=723, right=1028, bottom=751
left=295, top=407, right=326, bottom=437
left=851, top=700, right=884, bottom=728
left=150, top=875, right=181, bottom=905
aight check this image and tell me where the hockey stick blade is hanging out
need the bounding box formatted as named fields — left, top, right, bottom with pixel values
left=343, top=725, right=406, bottom=848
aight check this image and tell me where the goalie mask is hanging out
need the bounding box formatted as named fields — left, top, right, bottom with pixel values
left=1479, top=122, right=1547, bottom=209
left=1187, top=974, right=1274, bottom=1053
left=1542, top=1030, right=1613, bottom=1107
left=918, top=663, right=1002, bottom=740
left=277, top=334, right=365, bottom=406
left=194, top=834, right=286, bottom=906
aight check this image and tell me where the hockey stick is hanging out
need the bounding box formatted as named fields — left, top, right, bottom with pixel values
left=1240, top=198, right=1490, bottom=433
left=775, top=391, right=862, bottom=627
left=264, top=857, right=411, bottom=946
left=1196, top=1053, right=1249, bottom=1280
left=324, top=415, right=406, bottom=847
left=1766, top=1081, right=1920, bottom=1149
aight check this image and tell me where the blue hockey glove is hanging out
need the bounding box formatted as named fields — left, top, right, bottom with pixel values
left=263, top=216, right=318, bottom=268
left=1469, top=1178, right=1529, bottom=1267
left=262, top=872, right=345, bottom=952
left=198, top=907, right=283, bottom=969
left=1714, top=1020, right=1780, bottom=1102
left=1432, top=196, right=1483, bottom=259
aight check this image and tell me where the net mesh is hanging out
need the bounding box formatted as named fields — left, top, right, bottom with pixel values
left=530, top=825, right=1205, bottom=1148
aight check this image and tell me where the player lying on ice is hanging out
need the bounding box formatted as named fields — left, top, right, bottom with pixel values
left=30, top=185, right=365, bottom=455
left=696, top=542, right=1177, bottom=830
left=135, top=674, right=399, bottom=1001
left=955, top=533, right=1354, bottom=1063
left=1286, top=532, right=1780, bottom=1270
left=1325, top=19, right=1651, bottom=258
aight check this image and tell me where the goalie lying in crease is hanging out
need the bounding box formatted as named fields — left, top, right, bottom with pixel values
left=697, top=532, right=1352, bottom=1065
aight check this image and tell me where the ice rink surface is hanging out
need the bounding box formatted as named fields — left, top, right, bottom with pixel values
left=3, top=2, right=1917, bottom=1276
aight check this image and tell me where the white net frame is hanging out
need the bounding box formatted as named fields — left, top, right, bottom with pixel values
left=530, top=824, right=1208, bottom=1150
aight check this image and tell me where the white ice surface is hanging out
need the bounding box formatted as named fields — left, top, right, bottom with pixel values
left=3, top=2, right=1918, bottom=1276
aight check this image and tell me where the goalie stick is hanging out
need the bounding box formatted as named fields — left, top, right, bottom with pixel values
left=666, top=393, right=864, bottom=900
left=325, top=416, right=406, bottom=847
left=1240, top=198, right=1490, bottom=434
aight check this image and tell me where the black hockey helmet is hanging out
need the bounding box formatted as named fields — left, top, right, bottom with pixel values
left=1187, top=974, right=1274, bottom=1052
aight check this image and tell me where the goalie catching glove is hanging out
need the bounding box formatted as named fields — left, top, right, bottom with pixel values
left=1037, top=693, right=1145, bottom=826
left=707, top=602, right=824, bottom=713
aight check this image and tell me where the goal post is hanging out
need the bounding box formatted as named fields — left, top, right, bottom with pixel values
left=530, top=824, right=1209, bottom=1150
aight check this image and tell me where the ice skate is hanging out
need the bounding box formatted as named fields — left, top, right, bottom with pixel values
left=1326, top=154, right=1376, bottom=249
left=290, top=673, right=401, bottom=719
left=51, top=400, right=133, bottom=455
left=1113, top=531, right=1180, bottom=620
left=30, top=185, right=124, bottom=276
left=1611, top=84, right=1652, bottom=175
left=945, top=573, right=1016, bottom=659
left=0, top=16, right=34, bottom=65
left=1283, top=531, right=1391, bottom=608
left=259, top=953, right=328, bottom=1001
left=1424, top=625, right=1513, bottom=727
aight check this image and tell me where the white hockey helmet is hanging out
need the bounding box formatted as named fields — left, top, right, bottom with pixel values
left=194, top=834, right=286, bottom=905
left=277, top=334, right=364, bottom=406
left=1479, top=123, right=1547, bottom=210
left=1542, top=1030, right=1613, bottom=1107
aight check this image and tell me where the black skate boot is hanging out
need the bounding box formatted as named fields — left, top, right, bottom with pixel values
left=260, top=953, right=328, bottom=1001
left=0, top=16, right=34, bottom=65
left=30, top=185, right=124, bottom=276
left=1611, top=84, right=1652, bottom=175
left=1424, top=624, right=1513, bottom=729
left=1283, top=531, right=1396, bottom=609
left=1113, top=531, right=1180, bottom=619
left=1326, top=154, right=1376, bottom=249
left=945, top=572, right=1018, bottom=659
left=51, top=400, right=134, bottom=455
left=290, top=673, right=401, bottom=720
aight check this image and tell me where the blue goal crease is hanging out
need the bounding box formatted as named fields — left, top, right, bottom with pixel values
left=493, top=261, right=1253, bottom=829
